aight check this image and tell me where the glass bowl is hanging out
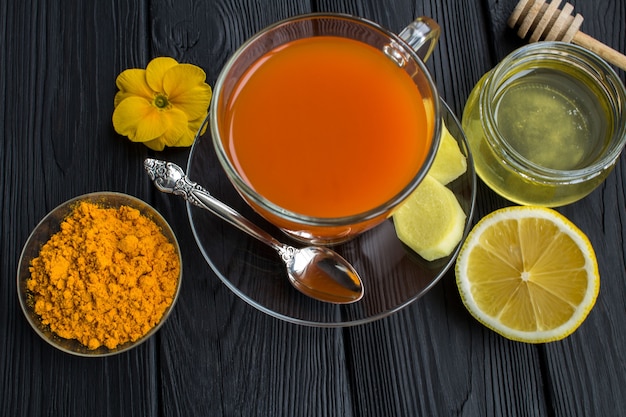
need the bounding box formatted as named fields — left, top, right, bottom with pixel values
left=17, top=192, right=182, bottom=356
left=187, top=100, right=476, bottom=327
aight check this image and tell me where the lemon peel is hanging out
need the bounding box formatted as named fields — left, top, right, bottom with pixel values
left=455, top=206, right=599, bottom=343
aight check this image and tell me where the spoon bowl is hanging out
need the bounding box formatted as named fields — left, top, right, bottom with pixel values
left=144, top=158, right=364, bottom=304
left=286, top=246, right=363, bottom=304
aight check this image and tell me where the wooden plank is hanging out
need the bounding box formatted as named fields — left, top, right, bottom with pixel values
left=307, top=1, right=547, bottom=416
left=311, top=0, right=623, bottom=416
left=1, top=0, right=161, bottom=416
left=345, top=283, right=549, bottom=416
left=149, top=1, right=359, bottom=416
left=544, top=171, right=626, bottom=416
left=484, top=1, right=626, bottom=416
left=150, top=0, right=316, bottom=82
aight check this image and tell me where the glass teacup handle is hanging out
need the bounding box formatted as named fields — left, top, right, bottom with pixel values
left=398, top=16, right=440, bottom=62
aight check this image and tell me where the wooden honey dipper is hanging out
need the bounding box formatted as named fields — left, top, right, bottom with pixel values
left=508, top=0, right=626, bottom=71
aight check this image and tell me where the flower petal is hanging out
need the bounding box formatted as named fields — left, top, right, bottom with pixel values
left=172, top=85, right=213, bottom=121
left=159, top=107, right=190, bottom=146
left=162, top=64, right=207, bottom=95
left=143, top=137, right=166, bottom=151
left=171, top=127, right=197, bottom=147
left=170, top=117, right=207, bottom=147
left=163, top=64, right=212, bottom=120
left=146, top=57, right=179, bottom=92
left=115, top=69, right=153, bottom=104
left=188, top=116, right=208, bottom=136
left=113, top=97, right=168, bottom=142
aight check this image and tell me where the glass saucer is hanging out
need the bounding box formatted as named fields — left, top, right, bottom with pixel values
left=186, top=100, right=476, bottom=327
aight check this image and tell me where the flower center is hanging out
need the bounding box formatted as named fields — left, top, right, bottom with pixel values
left=153, top=94, right=170, bottom=109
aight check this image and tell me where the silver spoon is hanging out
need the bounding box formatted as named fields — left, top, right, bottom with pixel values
left=143, top=158, right=364, bottom=304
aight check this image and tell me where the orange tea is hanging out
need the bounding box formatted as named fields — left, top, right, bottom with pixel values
left=221, top=36, right=434, bottom=218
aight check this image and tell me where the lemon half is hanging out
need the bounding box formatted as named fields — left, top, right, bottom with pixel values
left=455, top=206, right=599, bottom=343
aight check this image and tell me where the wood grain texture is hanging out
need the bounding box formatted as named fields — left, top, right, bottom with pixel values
left=1, top=1, right=159, bottom=416
left=150, top=2, right=356, bottom=416
left=2, top=0, right=626, bottom=416
left=486, top=2, right=626, bottom=417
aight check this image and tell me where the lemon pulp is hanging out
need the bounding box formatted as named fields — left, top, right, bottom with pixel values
left=455, top=206, right=599, bottom=343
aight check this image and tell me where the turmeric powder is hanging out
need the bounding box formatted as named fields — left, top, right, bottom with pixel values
left=27, top=201, right=180, bottom=350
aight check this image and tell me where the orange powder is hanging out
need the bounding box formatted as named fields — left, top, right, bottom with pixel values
left=223, top=36, right=433, bottom=218
left=26, top=201, right=180, bottom=350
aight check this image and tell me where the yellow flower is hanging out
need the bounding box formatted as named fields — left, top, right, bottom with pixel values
left=113, top=57, right=212, bottom=151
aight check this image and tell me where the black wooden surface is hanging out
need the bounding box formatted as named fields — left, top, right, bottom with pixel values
left=2, top=0, right=626, bottom=416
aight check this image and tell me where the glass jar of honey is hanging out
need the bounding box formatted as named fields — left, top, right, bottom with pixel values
left=462, top=42, right=626, bottom=206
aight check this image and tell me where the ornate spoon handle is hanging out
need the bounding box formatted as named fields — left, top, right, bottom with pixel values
left=143, top=158, right=286, bottom=254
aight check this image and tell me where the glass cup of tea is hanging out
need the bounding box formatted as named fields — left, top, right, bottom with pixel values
left=210, top=13, right=442, bottom=244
